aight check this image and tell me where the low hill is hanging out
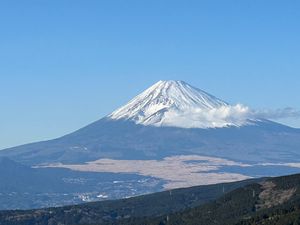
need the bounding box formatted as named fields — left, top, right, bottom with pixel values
left=126, top=173, right=300, bottom=225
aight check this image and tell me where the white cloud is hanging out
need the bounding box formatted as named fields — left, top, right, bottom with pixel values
left=159, top=104, right=254, bottom=128
left=159, top=104, right=300, bottom=128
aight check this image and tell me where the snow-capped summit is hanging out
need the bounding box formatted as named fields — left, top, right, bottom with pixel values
left=108, top=80, right=252, bottom=128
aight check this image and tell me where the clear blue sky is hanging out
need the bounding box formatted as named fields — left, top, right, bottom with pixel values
left=1, top=0, right=300, bottom=150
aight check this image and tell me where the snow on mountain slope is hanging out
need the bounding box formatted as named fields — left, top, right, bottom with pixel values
left=108, top=80, right=254, bottom=128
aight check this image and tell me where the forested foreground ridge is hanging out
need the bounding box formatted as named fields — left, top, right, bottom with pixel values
left=1, top=173, right=300, bottom=225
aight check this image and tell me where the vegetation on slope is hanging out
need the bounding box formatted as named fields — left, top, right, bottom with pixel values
left=131, top=173, right=300, bottom=225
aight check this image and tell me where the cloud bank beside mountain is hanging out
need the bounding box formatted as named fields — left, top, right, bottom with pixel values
left=154, top=104, right=300, bottom=128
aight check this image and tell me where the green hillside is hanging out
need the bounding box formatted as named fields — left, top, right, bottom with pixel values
left=125, top=173, right=300, bottom=225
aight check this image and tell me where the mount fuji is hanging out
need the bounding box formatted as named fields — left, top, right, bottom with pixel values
left=1, top=80, right=300, bottom=165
